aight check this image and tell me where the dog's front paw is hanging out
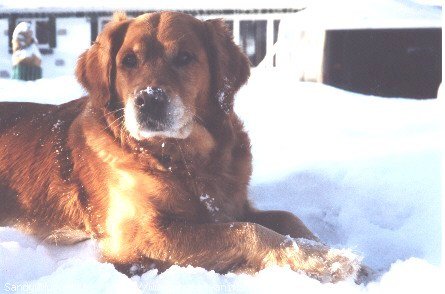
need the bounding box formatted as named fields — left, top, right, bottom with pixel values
left=266, top=237, right=363, bottom=283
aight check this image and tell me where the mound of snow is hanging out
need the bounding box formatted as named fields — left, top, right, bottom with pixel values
left=0, top=75, right=84, bottom=104
left=236, top=69, right=442, bottom=273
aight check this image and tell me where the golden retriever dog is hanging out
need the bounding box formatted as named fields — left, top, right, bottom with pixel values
left=0, top=12, right=365, bottom=282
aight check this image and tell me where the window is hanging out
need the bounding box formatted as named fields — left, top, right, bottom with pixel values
left=35, top=20, right=50, bottom=45
left=89, top=17, right=111, bottom=44
left=239, top=20, right=267, bottom=67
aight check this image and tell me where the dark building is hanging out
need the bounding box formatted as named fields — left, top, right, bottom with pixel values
left=323, top=28, right=441, bottom=99
left=273, top=1, right=442, bottom=99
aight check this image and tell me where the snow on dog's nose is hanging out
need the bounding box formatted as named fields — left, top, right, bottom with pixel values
left=124, top=86, right=192, bottom=140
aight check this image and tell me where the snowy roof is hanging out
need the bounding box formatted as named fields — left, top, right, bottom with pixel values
left=0, top=0, right=440, bottom=29
left=284, top=0, right=442, bottom=29
left=0, top=0, right=305, bottom=14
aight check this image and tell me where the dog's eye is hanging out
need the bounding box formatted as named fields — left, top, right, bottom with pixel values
left=122, top=52, right=138, bottom=68
left=174, top=51, right=194, bottom=67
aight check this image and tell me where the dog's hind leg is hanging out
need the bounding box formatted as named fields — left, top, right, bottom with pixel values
left=245, top=209, right=319, bottom=241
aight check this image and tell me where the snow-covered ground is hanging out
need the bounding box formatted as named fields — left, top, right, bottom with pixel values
left=0, top=68, right=443, bottom=293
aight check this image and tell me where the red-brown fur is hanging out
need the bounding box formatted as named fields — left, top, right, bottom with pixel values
left=0, top=12, right=364, bottom=282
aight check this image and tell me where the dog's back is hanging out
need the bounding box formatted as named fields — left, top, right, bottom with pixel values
left=0, top=99, right=87, bottom=232
left=0, top=102, right=54, bottom=132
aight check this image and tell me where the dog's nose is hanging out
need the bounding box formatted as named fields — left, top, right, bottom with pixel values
left=135, top=88, right=168, bottom=109
left=135, top=88, right=169, bottom=121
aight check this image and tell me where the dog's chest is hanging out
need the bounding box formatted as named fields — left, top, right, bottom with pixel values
left=103, top=159, right=236, bottom=225
left=92, top=146, right=241, bottom=251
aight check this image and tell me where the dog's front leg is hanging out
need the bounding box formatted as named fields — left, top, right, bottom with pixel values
left=142, top=221, right=361, bottom=282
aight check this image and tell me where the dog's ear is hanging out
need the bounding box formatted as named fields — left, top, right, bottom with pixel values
left=76, top=14, right=130, bottom=108
left=204, top=19, right=250, bottom=113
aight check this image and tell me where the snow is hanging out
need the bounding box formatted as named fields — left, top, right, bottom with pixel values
left=0, top=76, right=85, bottom=104
left=0, top=67, right=443, bottom=292
left=199, top=194, right=220, bottom=213
left=237, top=69, right=442, bottom=271
left=278, top=0, right=441, bottom=30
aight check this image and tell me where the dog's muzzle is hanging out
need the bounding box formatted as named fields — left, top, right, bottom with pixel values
left=124, top=86, right=191, bottom=140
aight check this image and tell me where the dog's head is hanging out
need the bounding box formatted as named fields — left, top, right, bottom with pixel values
left=76, top=12, right=250, bottom=141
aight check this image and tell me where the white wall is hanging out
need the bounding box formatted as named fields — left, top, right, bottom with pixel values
left=0, top=19, right=12, bottom=78
left=274, top=27, right=326, bottom=82
left=41, top=17, right=90, bottom=78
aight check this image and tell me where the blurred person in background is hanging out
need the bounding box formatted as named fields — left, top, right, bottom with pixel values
left=11, top=22, right=42, bottom=81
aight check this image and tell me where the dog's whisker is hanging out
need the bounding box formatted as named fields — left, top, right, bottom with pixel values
left=189, top=105, right=207, bottom=112
left=183, top=107, right=205, bottom=125
left=103, top=115, right=125, bottom=132
left=107, top=115, right=124, bottom=127
left=175, top=139, right=193, bottom=177
left=105, top=108, right=125, bottom=116
left=193, top=114, right=205, bottom=125
left=176, top=33, right=189, bottom=42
